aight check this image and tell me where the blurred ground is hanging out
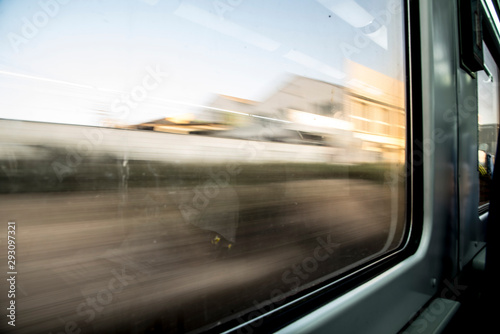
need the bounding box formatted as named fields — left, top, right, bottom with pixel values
left=0, top=178, right=404, bottom=333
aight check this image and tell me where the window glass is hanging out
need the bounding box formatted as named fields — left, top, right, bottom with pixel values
left=478, top=43, right=499, bottom=206
left=0, top=0, right=407, bottom=332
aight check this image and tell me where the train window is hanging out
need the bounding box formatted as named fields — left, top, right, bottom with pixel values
left=0, top=0, right=407, bottom=332
left=478, top=43, right=499, bottom=207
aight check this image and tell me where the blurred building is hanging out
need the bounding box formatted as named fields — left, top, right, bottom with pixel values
left=344, top=60, right=406, bottom=163
left=125, top=62, right=405, bottom=163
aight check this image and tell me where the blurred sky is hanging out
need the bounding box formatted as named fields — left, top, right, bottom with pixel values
left=0, top=0, right=405, bottom=126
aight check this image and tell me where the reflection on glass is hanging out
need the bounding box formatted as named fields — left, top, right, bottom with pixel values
left=0, top=0, right=406, bottom=333
left=478, top=43, right=499, bottom=206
